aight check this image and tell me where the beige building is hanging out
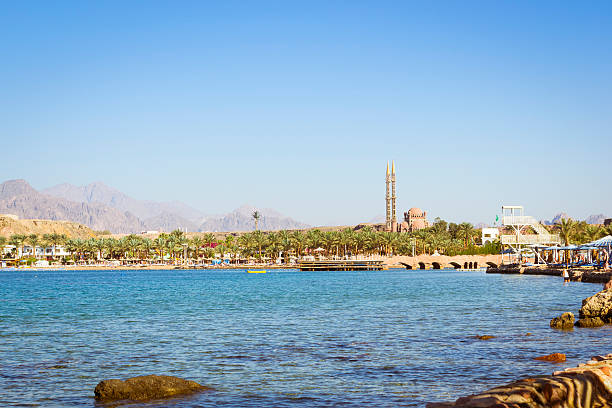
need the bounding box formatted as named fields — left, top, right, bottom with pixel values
left=401, top=208, right=430, bottom=232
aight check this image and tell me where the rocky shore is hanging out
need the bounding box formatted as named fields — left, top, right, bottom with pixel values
left=487, top=264, right=612, bottom=284
left=427, top=354, right=612, bottom=407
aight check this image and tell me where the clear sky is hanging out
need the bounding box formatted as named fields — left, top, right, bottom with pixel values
left=1, top=1, right=610, bottom=226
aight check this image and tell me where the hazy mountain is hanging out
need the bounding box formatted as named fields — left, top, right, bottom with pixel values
left=541, top=213, right=571, bottom=225
left=43, top=182, right=204, bottom=222
left=368, top=214, right=385, bottom=224
left=143, top=211, right=199, bottom=232
left=199, top=205, right=309, bottom=232
left=586, top=214, right=607, bottom=225
left=0, top=179, right=145, bottom=233
left=2, top=180, right=310, bottom=233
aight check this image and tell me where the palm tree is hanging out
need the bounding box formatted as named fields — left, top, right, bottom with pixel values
left=27, top=234, right=40, bottom=258
left=252, top=211, right=261, bottom=231
left=64, top=238, right=80, bottom=262
left=381, top=232, right=398, bottom=256
left=138, top=239, right=153, bottom=262
left=253, top=230, right=267, bottom=260
left=153, top=235, right=167, bottom=263
left=0, top=236, right=6, bottom=260
left=104, top=238, right=118, bottom=260
left=581, top=224, right=603, bottom=243
left=557, top=218, right=575, bottom=246
left=92, top=238, right=105, bottom=261
left=43, top=233, right=67, bottom=260
left=290, top=231, right=304, bottom=258
left=277, top=230, right=292, bottom=263
left=191, top=236, right=204, bottom=262
left=238, top=232, right=255, bottom=261
left=458, top=222, right=475, bottom=248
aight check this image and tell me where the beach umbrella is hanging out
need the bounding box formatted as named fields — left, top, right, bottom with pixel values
left=587, top=235, right=612, bottom=248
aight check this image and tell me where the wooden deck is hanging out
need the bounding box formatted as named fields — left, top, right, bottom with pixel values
left=297, top=260, right=385, bottom=271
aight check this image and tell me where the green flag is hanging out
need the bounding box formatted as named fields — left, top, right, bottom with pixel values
left=495, top=215, right=499, bottom=222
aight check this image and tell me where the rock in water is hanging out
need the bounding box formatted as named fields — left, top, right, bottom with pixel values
left=575, top=317, right=605, bottom=328
left=534, top=353, right=566, bottom=362
left=94, top=375, right=208, bottom=401
left=550, top=312, right=574, bottom=329
left=579, top=289, right=612, bottom=323
left=476, top=335, right=495, bottom=340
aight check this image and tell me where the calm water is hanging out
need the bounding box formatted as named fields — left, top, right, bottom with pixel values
left=0, top=268, right=609, bottom=407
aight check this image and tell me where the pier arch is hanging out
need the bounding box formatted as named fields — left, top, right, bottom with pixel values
left=418, top=262, right=426, bottom=270
left=450, top=262, right=461, bottom=269
left=432, top=262, right=441, bottom=270
left=464, top=262, right=468, bottom=269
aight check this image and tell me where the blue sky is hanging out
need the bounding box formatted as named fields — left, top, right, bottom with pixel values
left=1, top=1, right=611, bottom=226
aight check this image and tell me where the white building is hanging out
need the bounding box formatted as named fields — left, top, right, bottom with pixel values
left=481, top=227, right=499, bottom=245
left=14, top=245, right=70, bottom=258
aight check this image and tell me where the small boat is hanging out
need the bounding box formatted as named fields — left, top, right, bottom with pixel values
left=246, top=270, right=267, bottom=273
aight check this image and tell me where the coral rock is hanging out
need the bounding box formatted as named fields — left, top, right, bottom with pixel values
left=94, top=375, right=209, bottom=401
left=550, top=312, right=574, bottom=329
left=579, top=289, right=612, bottom=323
left=575, top=317, right=605, bottom=328
left=534, top=353, right=566, bottom=363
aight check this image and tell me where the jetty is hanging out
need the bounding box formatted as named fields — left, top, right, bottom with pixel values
left=297, top=260, right=384, bottom=271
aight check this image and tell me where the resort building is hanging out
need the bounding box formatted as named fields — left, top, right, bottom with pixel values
left=9, top=245, right=70, bottom=258
left=481, top=227, right=499, bottom=245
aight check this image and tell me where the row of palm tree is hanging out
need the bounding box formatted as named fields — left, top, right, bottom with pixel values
left=0, top=219, right=495, bottom=264
left=553, top=219, right=612, bottom=246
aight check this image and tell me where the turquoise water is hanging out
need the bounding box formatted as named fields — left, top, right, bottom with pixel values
left=0, top=268, right=609, bottom=407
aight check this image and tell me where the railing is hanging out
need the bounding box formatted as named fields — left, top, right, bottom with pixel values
left=502, top=215, right=551, bottom=235
left=501, top=234, right=562, bottom=245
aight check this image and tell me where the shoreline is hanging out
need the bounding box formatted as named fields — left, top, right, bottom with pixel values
left=486, top=264, right=612, bottom=284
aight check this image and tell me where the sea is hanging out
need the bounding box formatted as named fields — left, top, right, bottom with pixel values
left=0, top=268, right=609, bottom=407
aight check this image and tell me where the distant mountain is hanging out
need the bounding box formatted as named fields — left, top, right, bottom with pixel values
left=143, top=211, right=199, bottom=232
left=368, top=214, right=385, bottom=224
left=1, top=180, right=310, bottom=234
left=0, top=180, right=144, bottom=233
left=586, top=214, right=607, bottom=225
left=43, top=182, right=204, bottom=222
left=541, top=213, right=607, bottom=226
left=199, top=205, right=309, bottom=232
left=542, top=213, right=571, bottom=225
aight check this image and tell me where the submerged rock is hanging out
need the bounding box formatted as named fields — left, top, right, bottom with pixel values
left=94, top=375, right=209, bottom=401
left=534, top=353, right=566, bottom=363
left=579, top=289, right=612, bottom=323
left=550, top=312, right=574, bottom=329
left=476, top=335, right=495, bottom=340
left=575, top=317, right=605, bottom=328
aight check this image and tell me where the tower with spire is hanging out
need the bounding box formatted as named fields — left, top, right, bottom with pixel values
left=391, top=161, right=397, bottom=232
left=385, top=162, right=391, bottom=231
left=385, top=161, right=397, bottom=231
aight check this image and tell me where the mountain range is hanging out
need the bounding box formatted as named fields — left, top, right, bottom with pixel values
left=542, top=213, right=608, bottom=225
left=0, top=179, right=309, bottom=233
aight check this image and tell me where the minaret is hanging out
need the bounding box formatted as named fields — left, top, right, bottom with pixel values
left=391, top=161, right=397, bottom=232
left=385, top=162, right=391, bottom=231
